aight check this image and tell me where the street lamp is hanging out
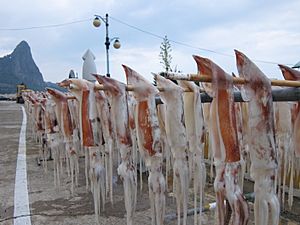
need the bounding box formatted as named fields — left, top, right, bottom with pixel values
left=93, top=13, right=121, bottom=77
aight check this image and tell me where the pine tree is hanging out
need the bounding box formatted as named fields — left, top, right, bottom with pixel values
left=153, top=35, right=173, bottom=85
left=159, top=35, right=172, bottom=74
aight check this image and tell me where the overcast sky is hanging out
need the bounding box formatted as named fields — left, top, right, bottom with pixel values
left=0, top=0, right=300, bottom=83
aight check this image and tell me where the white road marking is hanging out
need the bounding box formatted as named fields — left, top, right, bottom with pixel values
left=14, top=106, right=31, bottom=225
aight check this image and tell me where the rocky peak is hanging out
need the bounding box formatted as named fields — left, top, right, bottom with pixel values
left=0, top=40, right=45, bottom=93
left=11, top=40, right=32, bottom=59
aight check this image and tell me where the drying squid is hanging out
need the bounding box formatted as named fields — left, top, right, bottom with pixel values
left=28, top=93, right=47, bottom=167
left=67, top=96, right=81, bottom=155
left=127, top=94, right=142, bottom=191
left=202, top=101, right=214, bottom=183
left=123, top=65, right=166, bottom=225
left=39, top=99, right=48, bottom=169
left=95, top=90, right=115, bottom=204
left=94, top=75, right=137, bottom=225
left=177, top=80, right=206, bottom=225
left=278, top=64, right=300, bottom=158
left=155, top=74, right=189, bottom=225
left=239, top=102, right=251, bottom=185
left=43, top=96, right=61, bottom=186
left=274, top=101, right=292, bottom=209
left=47, top=88, right=79, bottom=195
left=89, top=146, right=106, bottom=224
left=67, top=97, right=82, bottom=190
left=194, top=55, right=249, bottom=225
left=233, top=97, right=247, bottom=190
left=231, top=79, right=248, bottom=190
left=235, top=50, right=279, bottom=225
left=58, top=79, right=105, bottom=223
left=278, top=64, right=300, bottom=209
left=58, top=79, right=97, bottom=189
left=156, top=103, right=172, bottom=193
left=24, top=92, right=38, bottom=140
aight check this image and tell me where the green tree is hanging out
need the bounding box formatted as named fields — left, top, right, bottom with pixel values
left=153, top=35, right=173, bottom=85
left=159, top=35, right=172, bottom=74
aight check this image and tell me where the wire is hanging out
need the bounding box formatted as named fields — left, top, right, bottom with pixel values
left=108, top=16, right=165, bottom=40
left=0, top=18, right=91, bottom=31
left=109, top=15, right=294, bottom=66
left=0, top=15, right=294, bottom=66
left=110, top=16, right=232, bottom=57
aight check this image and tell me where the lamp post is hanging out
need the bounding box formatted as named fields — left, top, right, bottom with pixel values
left=93, top=13, right=121, bottom=77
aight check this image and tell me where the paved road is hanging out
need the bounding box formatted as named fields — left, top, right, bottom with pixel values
left=0, top=101, right=298, bottom=225
left=0, top=102, right=22, bottom=224
left=0, top=101, right=192, bottom=225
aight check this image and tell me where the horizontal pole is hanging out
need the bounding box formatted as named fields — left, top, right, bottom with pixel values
left=66, top=87, right=300, bottom=103
left=66, top=83, right=194, bottom=92
left=163, top=72, right=300, bottom=87
left=67, top=96, right=76, bottom=100
left=199, top=87, right=300, bottom=103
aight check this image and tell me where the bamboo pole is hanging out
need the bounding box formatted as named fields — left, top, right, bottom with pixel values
left=67, top=95, right=76, bottom=100
left=163, top=73, right=300, bottom=87
left=89, top=75, right=300, bottom=90
left=67, top=87, right=300, bottom=103
left=64, top=83, right=193, bottom=93
left=63, top=72, right=300, bottom=102
left=200, top=87, right=300, bottom=103
left=61, top=72, right=300, bottom=94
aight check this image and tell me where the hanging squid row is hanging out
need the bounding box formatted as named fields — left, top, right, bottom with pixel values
left=22, top=50, right=300, bottom=225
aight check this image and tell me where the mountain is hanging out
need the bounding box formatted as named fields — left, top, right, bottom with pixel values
left=0, top=41, right=62, bottom=94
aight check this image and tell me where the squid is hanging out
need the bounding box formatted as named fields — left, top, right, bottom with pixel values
left=43, top=96, right=61, bottom=186
left=46, top=88, right=73, bottom=141
left=235, top=50, right=279, bottom=225
left=278, top=65, right=300, bottom=157
left=127, top=94, right=145, bottom=193
left=194, top=55, right=249, bottom=225
left=177, top=80, right=206, bottom=225
left=274, top=101, right=292, bottom=209
left=155, top=74, right=189, bottom=225
left=157, top=103, right=173, bottom=193
left=94, top=75, right=137, bottom=225
left=278, top=64, right=300, bottom=209
left=95, top=90, right=115, bottom=204
left=58, top=79, right=105, bottom=223
left=67, top=97, right=82, bottom=189
left=89, top=146, right=106, bottom=224
left=39, top=99, right=48, bottom=169
left=58, top=79, right=97, bottom=189
left=123, top=65, right=166, bottom=225
left=47, top=88, right=79, bottom=195
left=202, top=101, right=214, bottom=183
left=230, top=75, right=248, bottom=189
left=23, top=92, right=37, bottom=143
left=28, top=93, right=47, bottom=167
left=233, top=98, right=246, bottom=190
left=240, top=102, right=251, bottom=184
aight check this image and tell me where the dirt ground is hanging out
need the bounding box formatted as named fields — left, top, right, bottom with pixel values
left=0, top=101, right=299, bottom=225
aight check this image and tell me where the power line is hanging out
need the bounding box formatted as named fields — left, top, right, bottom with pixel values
left=108, top=16, right=165, bottom=40
left=0, top=15, right=294, bottom=66
left=0, top=18, right=91, bottom=31
left=109, top=16, right=232, bottom=57
left=109, top=15, right=294, bottom=66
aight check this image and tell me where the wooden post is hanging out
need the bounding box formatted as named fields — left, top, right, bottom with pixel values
left=163, top=73, right=300, bottom=87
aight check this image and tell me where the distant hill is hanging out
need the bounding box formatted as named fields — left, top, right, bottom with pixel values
left=0, top=41, right=63, bottom=93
